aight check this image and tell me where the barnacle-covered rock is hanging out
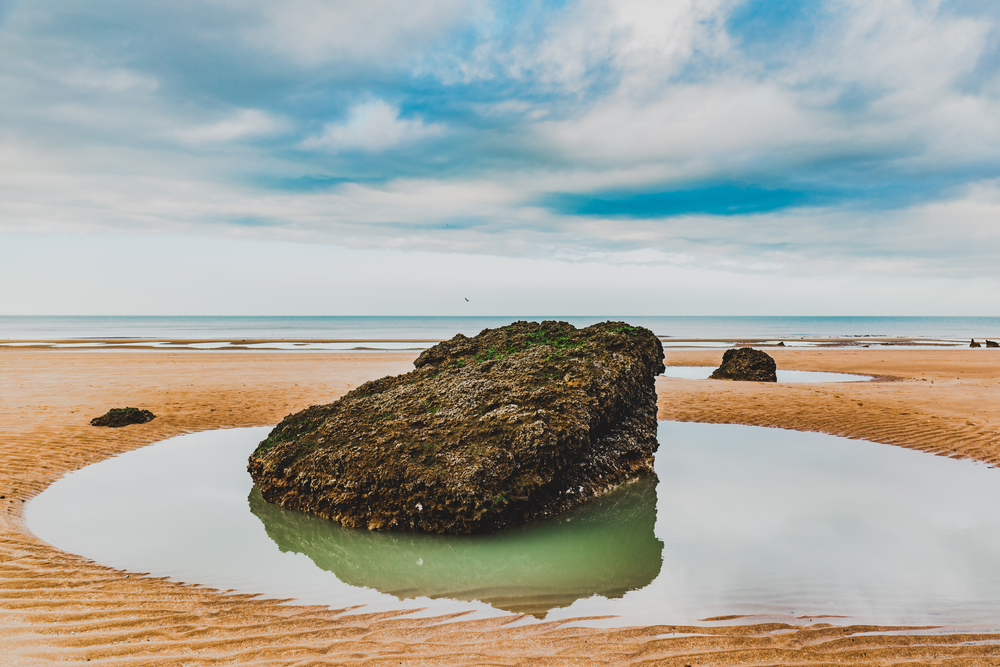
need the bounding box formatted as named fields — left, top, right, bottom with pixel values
left=247, top=320, right=665, bottom=534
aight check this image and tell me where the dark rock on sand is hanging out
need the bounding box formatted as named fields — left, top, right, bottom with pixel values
left=971, top=339, right=982, bottom=348
left=987, top=340, right=1000, bottom=348
left=90, top=407, right=156, bottom=427
left=247, top=320, right=665, bottom=534
left=709, top=347, right=778, bottom=382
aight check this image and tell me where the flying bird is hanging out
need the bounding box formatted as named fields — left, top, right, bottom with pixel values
left=464, top=298, right=469, bottom=302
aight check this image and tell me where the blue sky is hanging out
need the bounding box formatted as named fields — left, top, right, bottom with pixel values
left=1, top=0, right=999, bottom=315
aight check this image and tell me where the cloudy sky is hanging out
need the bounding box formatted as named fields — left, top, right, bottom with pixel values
left=1, top=0, right=999, bottom=315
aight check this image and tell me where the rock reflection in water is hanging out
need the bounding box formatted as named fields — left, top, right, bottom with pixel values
left=248, top=477, right=663, bottom=615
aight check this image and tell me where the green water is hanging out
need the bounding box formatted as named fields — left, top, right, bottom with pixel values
left=248, top=477, right=663, bottom=615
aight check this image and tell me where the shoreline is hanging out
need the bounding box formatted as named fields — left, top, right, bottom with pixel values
left=0, top=335, right=989, bottom=353
left=3, top=348, right=1000, bottom=664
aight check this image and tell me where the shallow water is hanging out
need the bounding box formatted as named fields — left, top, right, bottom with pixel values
left=27, top=422, right=1000, bottom=626
left=250, top=480, right=661, bottom=615
left=662, top=367, right=873, bottom=382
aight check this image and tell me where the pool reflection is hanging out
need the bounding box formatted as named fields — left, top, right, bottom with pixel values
left=248, top=477, right=663, bottom=615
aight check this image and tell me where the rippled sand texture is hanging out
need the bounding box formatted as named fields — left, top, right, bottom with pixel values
left=658, top=349, right=1000, bottom=466
left=4, top=348, right=1000, bottom=665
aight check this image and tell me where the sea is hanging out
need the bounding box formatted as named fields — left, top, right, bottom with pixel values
left=1, top=315, right=998, bottom=342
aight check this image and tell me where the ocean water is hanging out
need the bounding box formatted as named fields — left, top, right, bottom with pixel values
left=1, top=315, right=999, bottom=341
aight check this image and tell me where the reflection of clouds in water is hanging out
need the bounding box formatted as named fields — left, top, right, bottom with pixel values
left=639, top=423, right=1000, bottom=624
left=540, top=423, right=1000, bottom=626
left=661, top=367, right=872, bottom=382
left=25, top=423, right=1000, bottom=627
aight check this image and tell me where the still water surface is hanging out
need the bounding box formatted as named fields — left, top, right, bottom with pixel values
left=661, top=367, right=873, bottom=382
left=27, top=422, right=1000, bottom=626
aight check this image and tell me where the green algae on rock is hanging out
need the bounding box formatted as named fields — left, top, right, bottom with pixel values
left=247, top=320, right=665, bottom=534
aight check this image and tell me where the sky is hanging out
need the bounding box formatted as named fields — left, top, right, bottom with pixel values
left=1, top=0, right=999, bottom=315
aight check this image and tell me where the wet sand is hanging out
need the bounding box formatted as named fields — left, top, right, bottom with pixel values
left=3, top=348, right=1000, bottom=665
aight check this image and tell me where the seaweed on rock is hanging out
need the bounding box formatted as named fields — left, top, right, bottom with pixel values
left=247, top=320, right=665, bottom=534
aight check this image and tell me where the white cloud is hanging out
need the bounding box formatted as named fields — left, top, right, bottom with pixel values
left=61, top=67, right=159, bottom=93
left=4, top=122, right=1000, bottom=283
left=534, top=80, right=823, bottom=172
left=539, top=0, right=730, bottom=90
left=300, top=101, right=441, bottom=152
left=454, top=0, right=1000, bottom=181
left=904, top=178, right=1000, bottom=247
left=224, top=0, right=483, bottom=67
left=438, top=0, right=731, bottom=89
left=174, top=109, right=288, bottom=144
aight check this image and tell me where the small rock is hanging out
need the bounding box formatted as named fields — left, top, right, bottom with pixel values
left=90, top=407, right=156, bottom=428
left=710, top=348, right=777, bottom=382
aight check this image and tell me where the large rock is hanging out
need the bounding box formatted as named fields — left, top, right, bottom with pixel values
left=709, top=347, right=777, bottom=382
left=247, top=320, right=665, bottom=534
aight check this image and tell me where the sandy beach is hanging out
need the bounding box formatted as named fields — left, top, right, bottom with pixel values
left=3, top=347, right=1000, bottom=665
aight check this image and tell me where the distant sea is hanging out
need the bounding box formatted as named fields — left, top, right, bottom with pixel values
left=1, top=316, right=998, bottom=341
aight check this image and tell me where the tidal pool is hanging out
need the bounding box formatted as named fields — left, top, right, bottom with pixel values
left=662, top=367, right=873, bottom=382
left=27, top=422, right=1000, bottom=627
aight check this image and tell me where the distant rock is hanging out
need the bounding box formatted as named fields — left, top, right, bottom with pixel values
left=709, top=348, right=778, bottom=382
left=987, top=340, right=999, bottom=348
left=971, top=339, right=982, bottom=348
left=90, top=407, right=156, bottom=427
left=247, top=320, right=665, bottom=534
